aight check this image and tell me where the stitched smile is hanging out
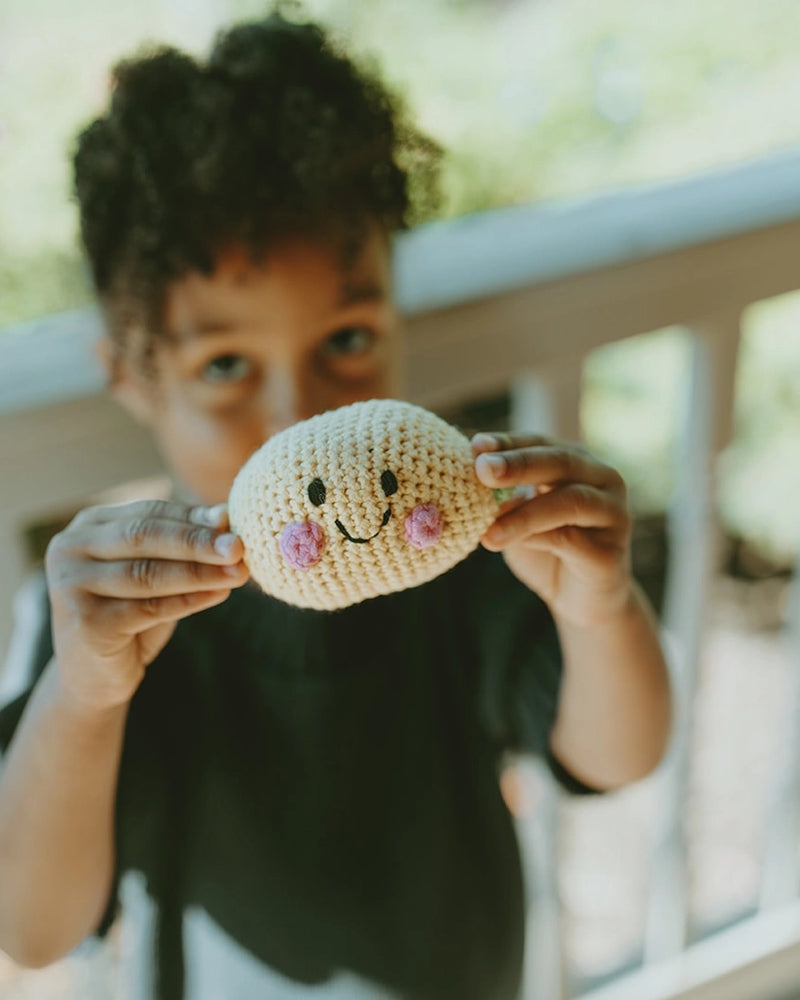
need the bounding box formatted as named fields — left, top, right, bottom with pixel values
left=335, top=507, right=392, bottom=543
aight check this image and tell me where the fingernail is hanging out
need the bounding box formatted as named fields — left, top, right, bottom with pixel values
left=194, top=503, right=227, bottom=526
left=487, top=524, right=507, bottom=546
left=480, top=521, right=507, bottom=550
left=477, top=453, right=507, bottom=480
left=471, top=433, right=500, bottom=452
left=214, top=532, right=238, bottom=558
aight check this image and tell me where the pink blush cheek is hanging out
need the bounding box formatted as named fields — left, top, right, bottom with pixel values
left=404, top=503, right=443, bottom=550
left=279, top=521, right=326, bottom=570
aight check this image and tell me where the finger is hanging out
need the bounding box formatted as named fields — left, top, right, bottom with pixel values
left=193, top=504, right=230, bottom=529
left=497, top=495, right=529, bottom=517
left=65, top=517, right=243, bottom=565
left=497, top=525, right=626, bottom=573
left=475, top=445, right=625, bottom=494
left=482, top=484, right=629, bottom=550
left=90, top=588, right=235, bottom=634
left=71, top=499, right=229, bottom=530
left=471, top=431, right=554, bottom=456
left=74, top=557, right=249, bottom=599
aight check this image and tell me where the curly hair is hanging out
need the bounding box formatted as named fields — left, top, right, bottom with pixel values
left=72, top=3, right=441, bottom=376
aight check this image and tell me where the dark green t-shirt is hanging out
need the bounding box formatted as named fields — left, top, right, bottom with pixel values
left=0, top=546, right=591, bottom=1000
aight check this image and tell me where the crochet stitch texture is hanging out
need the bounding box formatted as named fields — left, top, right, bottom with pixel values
left=228, top=398, right=499, bottom=610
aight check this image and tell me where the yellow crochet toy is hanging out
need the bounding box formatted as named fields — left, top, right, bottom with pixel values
left=228, top=398, right=501, bottom=610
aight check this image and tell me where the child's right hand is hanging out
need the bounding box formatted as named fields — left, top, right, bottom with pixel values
left=44, top=500, right=249, bottom=714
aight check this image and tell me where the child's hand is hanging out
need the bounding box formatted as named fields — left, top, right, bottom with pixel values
left=44, top=500, right=249, bottom=713
left=472, top=433, right=632, bottom=628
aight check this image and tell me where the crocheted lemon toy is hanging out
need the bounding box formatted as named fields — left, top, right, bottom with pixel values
left=228, top=398, right=501, bottom=610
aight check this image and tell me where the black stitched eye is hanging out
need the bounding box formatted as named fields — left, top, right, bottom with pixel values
left=308, top=478, right=326, bottom=506
left=381, top=470, right=398, bottom=497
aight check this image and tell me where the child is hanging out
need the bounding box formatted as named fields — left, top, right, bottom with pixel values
left=0, top=7, right=671, bottom=999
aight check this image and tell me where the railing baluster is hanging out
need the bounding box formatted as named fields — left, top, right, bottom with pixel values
left=759, top=559, right=800, bottom=909
left=510, top=363, right=585, bottom=999
left=513, top=759, right=570, bottom=1000
left=644, top=318, right=741, bottom=962
left=511, top=360, right=585, bottom=444
left=0, top=525, right=31, bottom=686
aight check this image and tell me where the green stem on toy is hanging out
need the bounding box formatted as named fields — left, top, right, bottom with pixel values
left=493, top=487, right=516, bottom=504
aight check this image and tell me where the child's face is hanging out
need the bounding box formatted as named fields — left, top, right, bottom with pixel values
left=110, top=226, right=402, bottom=504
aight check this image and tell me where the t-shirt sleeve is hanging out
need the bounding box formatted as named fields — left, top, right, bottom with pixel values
left=462, top=547, right=600, bottom=795
left=0, top=572, right=120, bottom=938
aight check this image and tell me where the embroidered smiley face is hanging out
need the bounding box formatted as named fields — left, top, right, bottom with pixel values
left=228, top=399, right=499, bottom=610
left=278, top=467, right=444, bottom=572
left=310, top=469, right=396, bottom=546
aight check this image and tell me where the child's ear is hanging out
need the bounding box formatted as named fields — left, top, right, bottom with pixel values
left=95, top=335, right=156, bottom=427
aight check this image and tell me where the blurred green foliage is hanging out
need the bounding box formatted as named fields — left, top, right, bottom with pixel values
left=582, top=312, right=800, bottom=564
left=719, top=299, right=800, bottom=562
left=1, top=0, right=798, bottom=558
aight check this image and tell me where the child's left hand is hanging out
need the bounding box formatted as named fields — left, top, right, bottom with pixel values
left=472, top=433, right=633, bottom=629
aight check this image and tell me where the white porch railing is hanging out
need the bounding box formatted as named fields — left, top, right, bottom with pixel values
left=1, top=147, right=800, bottom=999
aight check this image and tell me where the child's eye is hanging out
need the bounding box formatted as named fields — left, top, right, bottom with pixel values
left=322, top=327, right=375, bottom=357
left=201, top=354, right=254, bottom=383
